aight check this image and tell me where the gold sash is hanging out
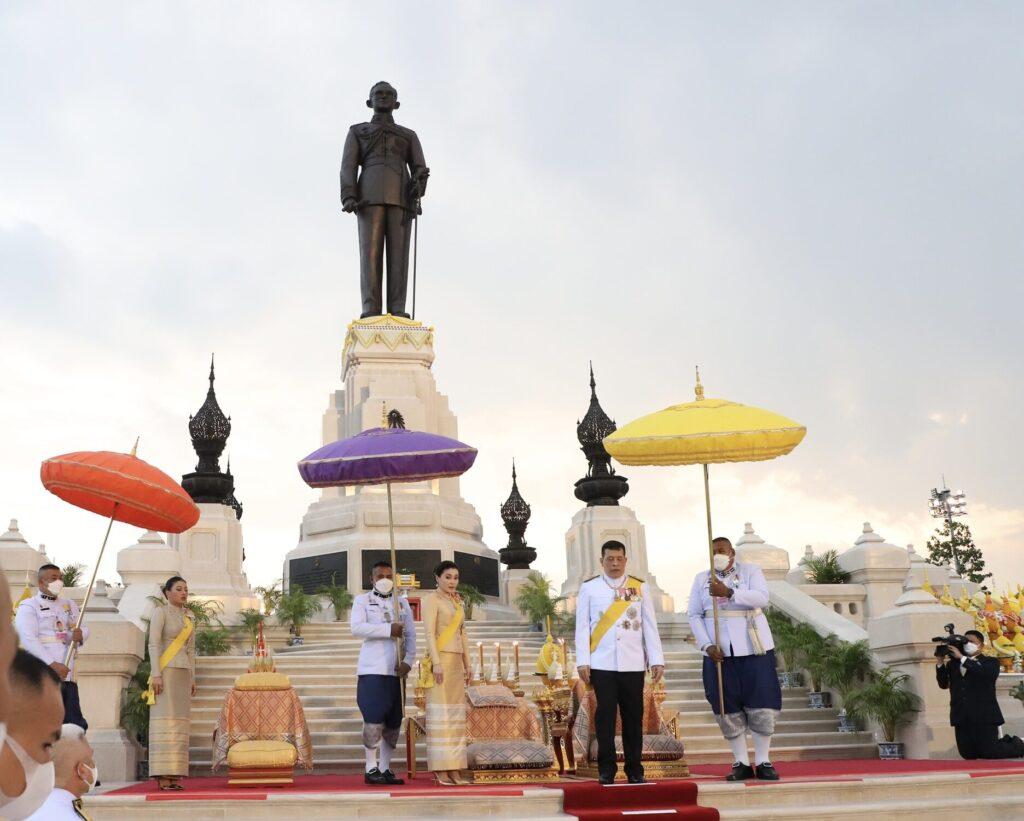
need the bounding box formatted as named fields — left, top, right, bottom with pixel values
left=420, top=599, right=464, bottom=689
left=590, top=577, right=643, bottom=653
left=142, top=616, right=193, bottom=705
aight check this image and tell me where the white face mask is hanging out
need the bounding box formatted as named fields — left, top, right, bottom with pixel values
left=373, top=578, right=394, bottom=595
left=0, top=736, right=56, bottom=820
left=713, top=554, right=732, bottom=572
left=77, top=761, right=98, bottom=792
left=964, top=642, right=979, bottom=656
left=44, top=579, right=64, bottom=598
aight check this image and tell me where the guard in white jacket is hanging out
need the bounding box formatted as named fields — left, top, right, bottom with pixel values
left=14, top=564, right=89, bottom=731
left=575, top=541, right=664, bottom=784
left=350, top=560, right=416, bottom=785
left=687, top=537, right=781, bottom=782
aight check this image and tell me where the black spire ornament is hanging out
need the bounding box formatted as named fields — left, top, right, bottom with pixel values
left=574, top=363, right=628, bottom=506
left=181, top=355, right=242, bottom=516
left=499, top=461, right=537, bottom=569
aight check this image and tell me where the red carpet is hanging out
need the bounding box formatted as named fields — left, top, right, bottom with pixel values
left=558, top=779, right=718, bottom=821
left=689, top=758, right=1024, bottom=784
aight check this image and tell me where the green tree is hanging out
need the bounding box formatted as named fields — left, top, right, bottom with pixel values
left=196, top=626, right=232, bottom=656
left=121, top=648, right=152, bottom=746
left=926, top=520, right=990, bottom=584
left=457, top=583, right=486, bottom=620
left=61, top=563, right=86, bottom=588
left=318, top=574, right=354, bottom=621
left=844, top=668, right=920, bottom=743
left=795, top=625, right=836, bottom=693
left=238, top=608, right=265, bottom=647
left=798, top=549, right=851, bottom=584
left=513, top=571, right=564, bottom=628
left=820, top=639, right=875, bottom=705
left=766, top=610, right=800, bottom=672
left=253, top=581, right=283, bottom=615
left=275, top=588, right=322, bottom=639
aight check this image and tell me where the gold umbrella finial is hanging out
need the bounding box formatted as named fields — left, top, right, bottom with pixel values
left=695, top=366, right=705, bottom=401
left=130, top=437, right=139, bottom=457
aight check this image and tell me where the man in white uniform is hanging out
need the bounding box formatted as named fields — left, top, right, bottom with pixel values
left=351, top=560, right=417, bottom=785
left=688, top=537, right=781, bottom=782
left=25, top=724, right=97, bottom=820
left=15, top=565, right=89, bottom=730
left=576, top=541, right=665, bottom=784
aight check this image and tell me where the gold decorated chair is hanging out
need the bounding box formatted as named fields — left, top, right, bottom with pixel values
left=407, top=683, right=557, bottom=783
left=212, top=631, right=313, bottom=786
left=569, top=681, right=688, bottom=781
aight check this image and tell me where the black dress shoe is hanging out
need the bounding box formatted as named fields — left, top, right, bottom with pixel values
left=627, top=775, right=647, bottom=784
left=364, top=767, right=388, bottom=785
left=598, top=773, right=616, bottom=785
left=725, top=762, right=756, bottom=782
left=382, top=769, right=405, bottom=785
left=755, top=762, right=780, bottom=781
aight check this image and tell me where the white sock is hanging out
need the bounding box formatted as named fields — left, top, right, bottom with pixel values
left=365, top=746, right=378, bottom=772
left=752, top=731, right=772, bottom=765
left=380, top=742, right=394, bottom=772
left=727, top=734, right=750, bottom=766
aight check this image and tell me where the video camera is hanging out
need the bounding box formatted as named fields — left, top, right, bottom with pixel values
left=932, top=623, right=969, bottom=660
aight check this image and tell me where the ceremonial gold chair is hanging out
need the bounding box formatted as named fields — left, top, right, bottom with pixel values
left=407, top=683, right=557, bottom=783
left=568, top=681, right=689, bottom=781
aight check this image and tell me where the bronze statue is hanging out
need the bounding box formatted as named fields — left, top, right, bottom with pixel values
left=340, top=82, right=429, bottom=318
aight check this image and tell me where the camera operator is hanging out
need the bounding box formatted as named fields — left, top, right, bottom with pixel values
left=936, top=629, right=1024, bottom=759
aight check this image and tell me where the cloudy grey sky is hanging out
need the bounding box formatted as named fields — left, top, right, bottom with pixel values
left=2, top=2, right=1022, bottom=606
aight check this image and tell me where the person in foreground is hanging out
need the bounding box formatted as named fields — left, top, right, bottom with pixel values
left=937, top=629, right=1024, bottom=759
left=1, top=574, right=17, bottom=748
left=15, top=564, right=89, bottom=730
left=422, top=560, right=472, bottom=785
left=688, top=536, right=782, bottom=782
left=25, top=724, right=97, bottom=820
left=0, top=651, right=65, bottom=820
left=575, top=540, right=665, bottom=785
left=351, top=559, right=417, bottom=785
left=145, top=576, right=197, bottom=791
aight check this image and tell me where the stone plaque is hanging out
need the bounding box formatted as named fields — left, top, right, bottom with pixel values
left=289, top=551, right=347, bottom=595
left=454, top=550, right=499, bottom=597
left=361, top=549, right=441, bottom=591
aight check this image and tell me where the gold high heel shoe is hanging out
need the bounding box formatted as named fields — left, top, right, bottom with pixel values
left=434, top=771, right=456, bottom=786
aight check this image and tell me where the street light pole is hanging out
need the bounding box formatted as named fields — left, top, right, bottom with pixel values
left=929, top=480, right=968, bottom=578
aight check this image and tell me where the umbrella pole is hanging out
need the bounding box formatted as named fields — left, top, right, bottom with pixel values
left=385, top=481, right=405, bottom=717
left=702, top=465, right=726, bottom=716
left=63, top=504, right=118, bottom=668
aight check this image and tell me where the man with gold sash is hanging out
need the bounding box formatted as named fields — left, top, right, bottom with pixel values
left=576, top=541, right=664, bottom=784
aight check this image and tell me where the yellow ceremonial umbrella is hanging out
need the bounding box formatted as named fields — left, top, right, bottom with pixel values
left=603, top=369, right=806, bottom=714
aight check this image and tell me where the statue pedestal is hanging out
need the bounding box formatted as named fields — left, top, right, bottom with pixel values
left=285, top=316, right=507, bottom=609
left=168, top=503, right=257, bottom=623
left=560, top=505, right=674, bottom=614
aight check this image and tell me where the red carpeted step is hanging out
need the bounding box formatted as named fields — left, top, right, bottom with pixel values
left=557, top=780, right=719, bottom=820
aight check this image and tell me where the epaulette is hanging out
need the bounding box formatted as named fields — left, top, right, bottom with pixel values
left=582, top=575, right=599, bottom=583
left=628, top=575, right=645, bottom=583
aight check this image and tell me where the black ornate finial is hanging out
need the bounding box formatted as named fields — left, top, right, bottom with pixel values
left=574, top=363, right=628, bottom=507
left=182, top=356, right=241, bottom=517
left=499, top=460, right=536, bottom=569
left=386, top=409, right=406, bottom=429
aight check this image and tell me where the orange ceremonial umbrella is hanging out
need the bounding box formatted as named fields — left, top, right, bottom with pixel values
left=40, top=442, right=199, bottom=664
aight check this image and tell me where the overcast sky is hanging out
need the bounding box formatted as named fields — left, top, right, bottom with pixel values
left=2, top=2, right=1021, bottom=607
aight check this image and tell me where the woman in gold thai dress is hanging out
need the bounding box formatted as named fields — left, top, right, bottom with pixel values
left=147, top=575, right=196, bottom=790
left=422, top=560, right=472, bottom=785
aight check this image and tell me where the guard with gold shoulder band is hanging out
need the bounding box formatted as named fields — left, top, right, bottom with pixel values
left=575, top=541, right=665, bottom=784
left=687, top=536, right=782, bottom=782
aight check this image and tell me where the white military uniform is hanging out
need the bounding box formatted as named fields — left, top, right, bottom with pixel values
left=687, top=562, right=773, bottom=657
left=575, top=574, right=664, bottom=672
left=25, top=788, right=83, bottom=820
left=351, top=590, right=417, bottom=675
left=15, top=593, right=89, bottom=681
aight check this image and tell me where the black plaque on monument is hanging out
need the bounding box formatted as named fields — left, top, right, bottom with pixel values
left=361, top=549, right=442, bottom=591
left=289, top=552, right=347, bottom=595
left=454, top=550, right=499, bottom=597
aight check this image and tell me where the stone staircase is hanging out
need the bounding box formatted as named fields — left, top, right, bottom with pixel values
left=188, top=620, right=876, bottom=773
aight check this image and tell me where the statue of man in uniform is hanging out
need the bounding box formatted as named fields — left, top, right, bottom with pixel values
left=340, top=81, right=429, bottom=319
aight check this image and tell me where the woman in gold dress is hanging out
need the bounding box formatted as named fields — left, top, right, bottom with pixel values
left=147, top=575, right=196, bottom=790
left=422, top=560, right=472, bottom=785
